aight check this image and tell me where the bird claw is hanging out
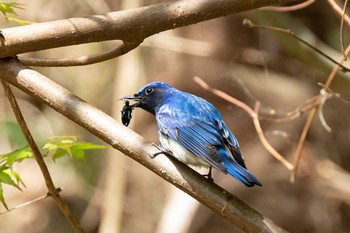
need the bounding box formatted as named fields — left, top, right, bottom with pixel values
left=150, top=143, right=172, bottom=158
left=203, top=175, right=214, bottom=182
left=149, top=151, right=162, bottom=158
left=202, top=166, right=214, bottom=182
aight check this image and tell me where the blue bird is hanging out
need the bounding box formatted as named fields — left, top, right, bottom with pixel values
left=122, top=81, right=261, bottom=187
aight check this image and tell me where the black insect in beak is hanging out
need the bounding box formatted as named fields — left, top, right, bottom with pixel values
left=119, top=95, right=142, bottom=126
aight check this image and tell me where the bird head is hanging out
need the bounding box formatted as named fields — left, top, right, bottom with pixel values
left=120, top=81, right=174, bottom=115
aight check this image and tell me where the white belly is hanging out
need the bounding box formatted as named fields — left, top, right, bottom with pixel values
left=159, top=135, right=209, bottom=167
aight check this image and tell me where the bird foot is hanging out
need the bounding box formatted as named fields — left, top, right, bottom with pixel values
left=202, top=175, right=214, bottom=182
left=202, top=166, right=214, bottom=182
left=150, top=143, right=172, bottom=158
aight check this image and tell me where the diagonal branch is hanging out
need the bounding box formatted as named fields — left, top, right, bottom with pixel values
left=0, top=0, right=296, bottom=58
left=0, top=58, right=288, bottom=233
left=0, top=80, right=84, bottom=233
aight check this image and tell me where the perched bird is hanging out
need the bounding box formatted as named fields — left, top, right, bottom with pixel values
left=121, top=81, right=261, bottom=187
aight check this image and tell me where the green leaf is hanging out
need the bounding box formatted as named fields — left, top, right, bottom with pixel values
left=0, top=170, right=21, bottom=190
left=0, top=135, right=106, bottom=209
left=42, top=136, right=106, bottom=160
left=5, top=16, right=36, bottom=25
left=0, top=2, right=36, bottom=26
left=0, top=2, right=25, bottom=16
left=0, top=183, right=8, bottom=210
left=70, top=142, right=106, bottom=159
left=5, top=146, right=33, bottom=167
left=51, top=149, right=67, bottom=161
left=4, top=170, right=25, bottom=188
left=42, top=142, right=59, bottom=159
left=43, top=141, right=73, bottom=160
left=70, top=148, right=85, bottom=160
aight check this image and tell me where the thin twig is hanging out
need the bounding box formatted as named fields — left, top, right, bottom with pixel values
left=194, top=76, right=294, bottom=171
left=290, top=100, right=319, bottom=183
left=0, top=188, right=62, bottom=215
left=328, top=0, right=350, bottom=27
left=243, top=19, right=350, bottom=72
left=261, top=0, right=315, bottom=12
left=0, top=81, right=84, bottom=233
left=252, top=102, right=294, bottom=170
left=291, top=43, right=350, bottom=182
left=319, top=83, right=350, bottom=106
left=340, top=0, right=349, bottom=60
left=259, top=95, right=319, bottom=122
left=19, top=41, right=141, bottom=67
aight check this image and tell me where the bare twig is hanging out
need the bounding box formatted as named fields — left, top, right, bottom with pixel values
left=259, top=95, right=319, bottom=122
left=340, top=0, right=349, bottom=59
left=328, top=0, right=350, bottom=27
left=243, top=19, right=350, bottom=72
left=0, top=188, right=62, bottom=215
left=319, top=83, right=350, bottom=106
left=193, top=76, right=294, bottom=171
left=291, top=43, right=350, bottom=182
left=0, top=80, right=84, bottom=233
left=261, top=0, right=315, bottom=12
left=19, top=41, right=141, bottom=67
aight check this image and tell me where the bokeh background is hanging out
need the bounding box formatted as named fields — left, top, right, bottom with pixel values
left=0, top=0, right=349, bottom=232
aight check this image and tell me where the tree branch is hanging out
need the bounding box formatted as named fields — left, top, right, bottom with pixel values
left=19, top=41, right=140, bottom=67
left=0, top=58, right=288, bottom=233
left=0, top=0, right=296, bottom=58
left=261, top=0, right=315, bottom=11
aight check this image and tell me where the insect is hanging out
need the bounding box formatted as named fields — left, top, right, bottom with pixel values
left=121, top=100, right=133, bottom=126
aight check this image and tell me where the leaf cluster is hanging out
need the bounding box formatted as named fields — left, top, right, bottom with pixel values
left=0, top=1, right=35, bottom=25
left=0, top=135, right=106, bottom=209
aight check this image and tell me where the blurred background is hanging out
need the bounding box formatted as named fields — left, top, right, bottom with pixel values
left=0, top=0, right=350, bottom=232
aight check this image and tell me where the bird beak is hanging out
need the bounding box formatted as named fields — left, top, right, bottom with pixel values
left=119, top=94, right=142, bottom=107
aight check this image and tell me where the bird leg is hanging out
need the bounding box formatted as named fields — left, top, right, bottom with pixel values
left=150, top=143, right=173, bottom=158
left=202, top=166, right=214, bottom=182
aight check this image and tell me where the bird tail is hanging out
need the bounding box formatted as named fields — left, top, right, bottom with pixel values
left=221, top=155, right=262, bottom=187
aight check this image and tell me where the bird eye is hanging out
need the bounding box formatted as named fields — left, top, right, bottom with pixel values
left=145, top=87, right=154, bottom=95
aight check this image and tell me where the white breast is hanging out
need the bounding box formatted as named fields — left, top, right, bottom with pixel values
left=159, top=134, right=209, bottom=167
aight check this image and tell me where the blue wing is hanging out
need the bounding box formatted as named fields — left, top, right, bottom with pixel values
left=157, top=111, right=227, bottom=172
left=155, top=93, right=245, bottom=170
left=155, top=93, right=261, bottom=187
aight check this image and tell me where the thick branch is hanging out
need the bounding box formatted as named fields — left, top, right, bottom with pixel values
left=0, top=0, right=295, bottom=58
left=0, top=58, right=288, bottom=233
